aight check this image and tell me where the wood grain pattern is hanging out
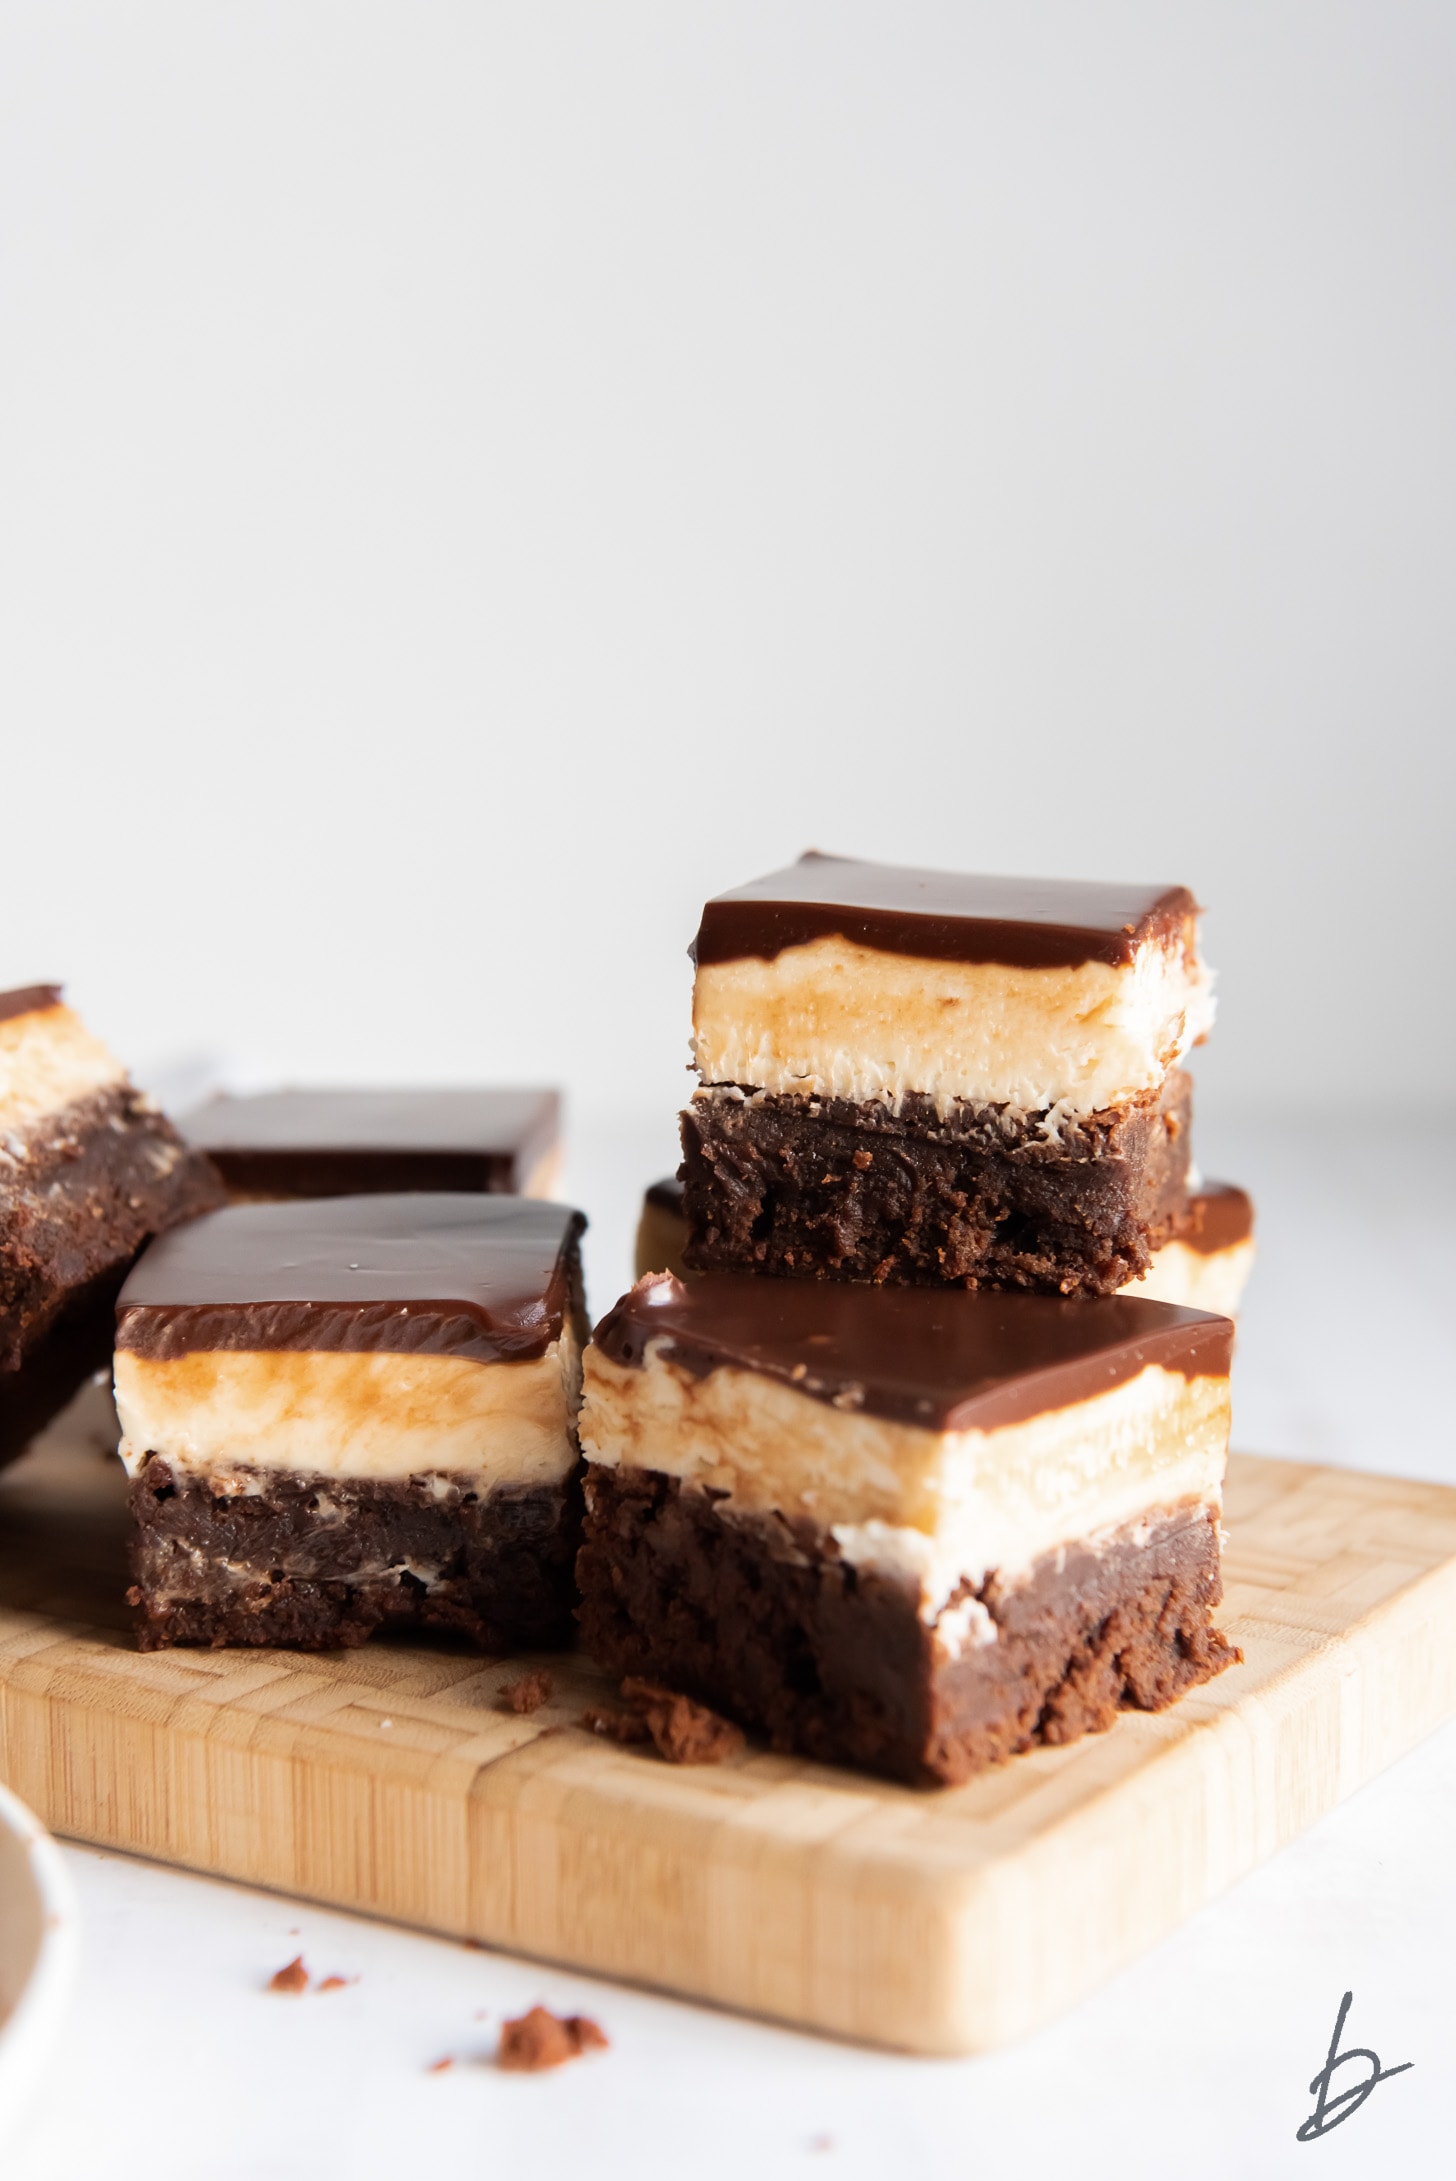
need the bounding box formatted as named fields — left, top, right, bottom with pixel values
left=1, top=1383, right=1454, bottom=2054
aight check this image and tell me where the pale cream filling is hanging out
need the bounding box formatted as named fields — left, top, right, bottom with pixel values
left=115, top=1328, right=582, bottom=1489
left=520, top=1144, right=565, bottom=1201
left=0, top=1003, right=128, bottom=1139
left=1126, top=1237, right=1255, bottom=1318
left=580, top=1348, right=1228, bottom=1621
left=692, top=932, right=1213, bottom=1123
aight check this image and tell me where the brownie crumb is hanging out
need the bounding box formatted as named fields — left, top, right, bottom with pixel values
left=497, top=2005, right=610, bottom=2072
left=268, top=1955, right=309, bottom=1994
left=622, top=1677, right=745, bottom=1765
left=316, top=1975, right=351, bottom=1993
left=428, top=2056, right=455, bottom=2075
left=501, top=1668, right=555, bottom=1715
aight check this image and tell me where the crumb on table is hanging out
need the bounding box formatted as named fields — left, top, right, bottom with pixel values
left=501, top=1668, right=555, bottom=1714
left=268, top=1956, right=309, bottom=1994
left=497, top=2005, right=610, bottom=2072
left=584, top=1677, right=744, bottom=1764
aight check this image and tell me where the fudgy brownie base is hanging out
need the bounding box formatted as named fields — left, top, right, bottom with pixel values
left=0, top=1291, right=115, bottom=1471
left=680, top=1070, right=1192, bottom=1296
left=577, top=1465, right=1236, bottom=1786
left=1, top=1085, right=224, bottom=1371
left=128, top=1459, right=582, bottom=1653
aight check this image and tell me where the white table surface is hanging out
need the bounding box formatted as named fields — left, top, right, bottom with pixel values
left=9, top=1107, right=1455, bottom=2180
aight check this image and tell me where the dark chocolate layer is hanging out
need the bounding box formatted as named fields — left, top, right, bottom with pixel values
left=116, top=1194, right=586, bottom=1364
left=679, top=1070, right=1192, bottom=1297
left=0, top=984, right=62, bottom=1026
left=128, top=1458, right=580, bottom=1652
left=577, top=1468, right=1237, bottom=1787
left=183, top=1088, right=559, bottom=1198
left=595, top=1271, right=1231, bottom=1433
left=644, top=1176, right=685, bottom=1215
left=693, top=853, right=1198, bottom=971
left=1, top=1085, right=226, bottom=1373
left=1175, top=1183, right=1254, bottom=1255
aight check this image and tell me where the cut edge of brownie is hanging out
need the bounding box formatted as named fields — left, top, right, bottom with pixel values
left=1, top=1084, right=225, bottom=1370
left=679, top=1069, right=1191, bottom=1295
left=127, top=1458, right=583, bottom=1653
left=576, top=1464, right=1236, bottom=1787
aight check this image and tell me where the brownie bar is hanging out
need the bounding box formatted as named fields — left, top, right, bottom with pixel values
left=183, top=1087, right=562, bottom=1201
left=578, top=1468, right=1235, bottom=1787
left=128, top=1459, right=580, bottom=1652
left=115, top=1194, right=588, bottom=1654
left=580, top=1272, right=1235, bottom=1784
left=1, top=985, right=225, bottom=1371
left=680, top=1068, right=1191, bottom=1295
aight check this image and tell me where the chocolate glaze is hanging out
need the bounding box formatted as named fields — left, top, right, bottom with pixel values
left=0, top=984, right=63, bottom=1027
left=117, top=1195, right=586, bottom=1365
left=692, top=853, right=1198, bottom=971
left=593, top=1272, right=1232, bottom=1432
left=183, top=1088, right=559, bottom=1197
left=1176, top=1183, right=1254, bottom=1256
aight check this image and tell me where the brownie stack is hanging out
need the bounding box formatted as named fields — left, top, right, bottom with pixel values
left=579, top=855, right=1249, bottom=1785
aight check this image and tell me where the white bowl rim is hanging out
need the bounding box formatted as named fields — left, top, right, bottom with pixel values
left=0, top=1780, right=80, bottom=2136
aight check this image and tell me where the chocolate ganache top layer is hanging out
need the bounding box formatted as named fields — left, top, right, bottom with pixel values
left=183, top=1088, right=559, bottom=1195
left=594, top=1273, right=1232, bottom=1432
left=692, top=853, right=1199, bottom=971
left=0, top=984, right=63, bottom=1027
left=1176, top=1182, right=1254, bottom=1256
left=117, top=1195, right=585, bottom=1365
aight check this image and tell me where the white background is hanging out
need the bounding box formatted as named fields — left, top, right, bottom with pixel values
left=1, top=7, right=1454, bottom=2176
left=1, top=3, right=1453, bottom=1121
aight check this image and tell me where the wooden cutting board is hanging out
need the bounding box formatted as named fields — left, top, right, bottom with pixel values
left=1, top=1382, right=1454, bottom=2056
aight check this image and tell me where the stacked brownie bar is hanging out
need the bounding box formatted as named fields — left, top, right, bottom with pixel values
left=681, top=854, right=1213, bottom=1295
left=579, top=855, right=1244, bottom=1783
left=0, top=984, right=224, bottom=1468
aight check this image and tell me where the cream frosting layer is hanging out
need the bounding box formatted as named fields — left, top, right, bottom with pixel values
left=580, top=1345, right=1228, bottom=1617
left=116, top=1329, right=581, bottom=1487
left=692, top=931, right=1213, bottom=1122
left=521, top=1144, right=566, bottom=1201
left=0, top=1002, right=128, bottom=1139
left=1128, top=1237, right=1255, bottom=1318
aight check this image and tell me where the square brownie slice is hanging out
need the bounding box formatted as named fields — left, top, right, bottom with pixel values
left=682, top=854, right=1212, bottom=1294
left=115, top=1193, right=586, bottom=1653
left=579, top=1272, right=1237, bottom=1785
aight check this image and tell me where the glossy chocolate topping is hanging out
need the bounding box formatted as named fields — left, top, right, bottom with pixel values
left=1176, top=1183, right=1254, bottom=1256
left=594, top=1273, right=1232, bottom=1432
left=117, top=1195, right=585, bottom=1365
left=692, top=853, right=1198, bottom=971
left=183, top=1087, right=558, bottom=1195
left=0, top=984, right=63, bottom=1026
